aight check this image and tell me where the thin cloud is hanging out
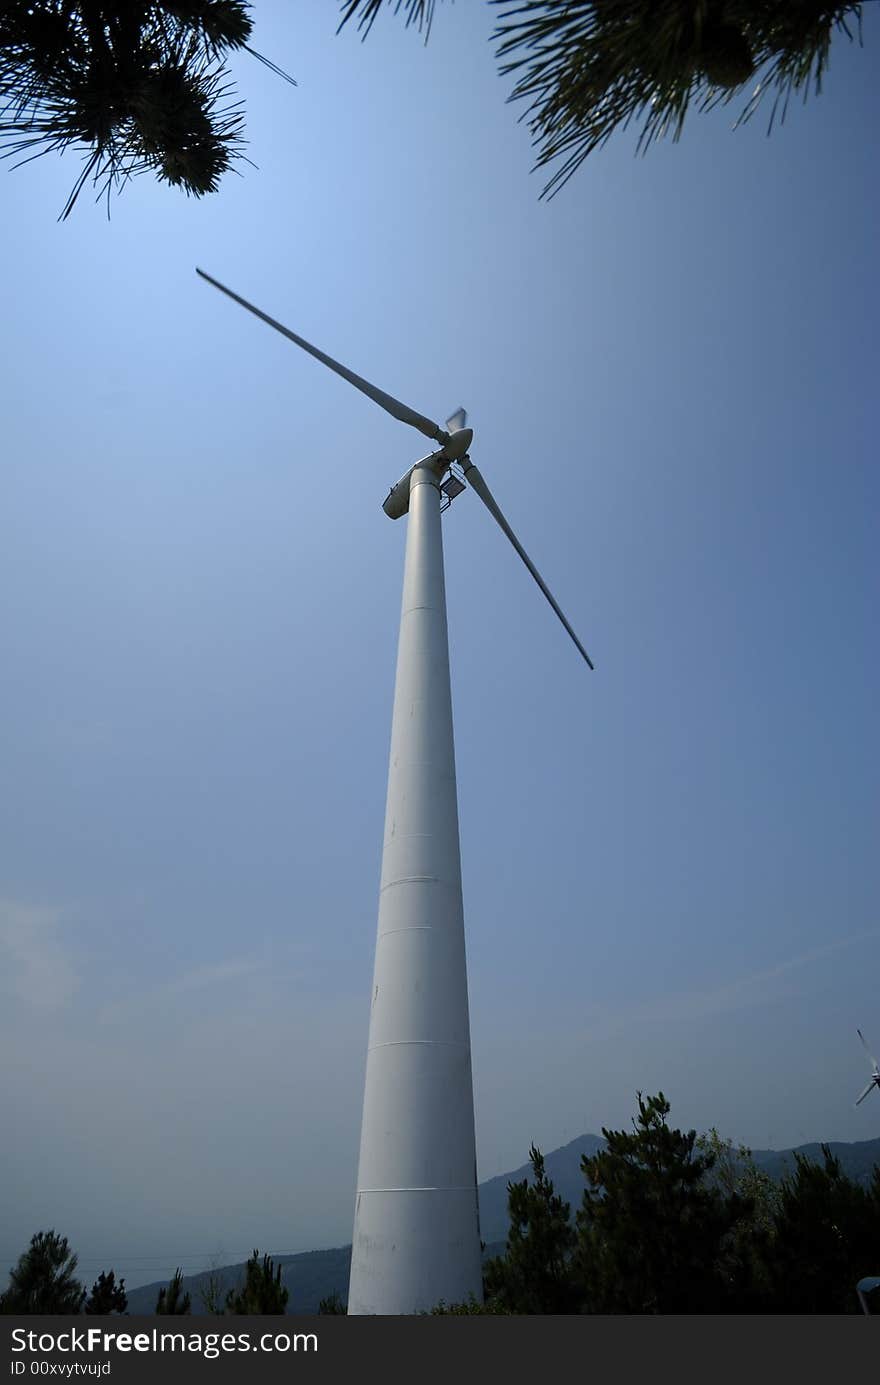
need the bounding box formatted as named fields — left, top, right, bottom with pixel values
left=582, top=927, right=880, bottom=1040
left=96, top=955, right=269, bottom=1025
left=165, top=957, right=266, bottom=994
left=0, top=900, right=78, bottom=1010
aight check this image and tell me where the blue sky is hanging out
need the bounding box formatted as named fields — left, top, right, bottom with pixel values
left=1, top=3, right=878, bottom=1291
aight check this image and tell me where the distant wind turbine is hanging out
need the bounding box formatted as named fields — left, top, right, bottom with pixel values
left=195, top=267, right=593, bottom=1314
left=855, top=1029, right=880, bottom=1107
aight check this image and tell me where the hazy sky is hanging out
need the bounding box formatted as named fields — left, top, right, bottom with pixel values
left=2, top=3, right=878, bottom=1293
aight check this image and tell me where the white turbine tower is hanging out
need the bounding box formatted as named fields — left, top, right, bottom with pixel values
left=196, top=269, right=593, bottom=1314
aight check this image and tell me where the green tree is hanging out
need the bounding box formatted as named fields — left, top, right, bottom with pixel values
left=0, top=1231, right=86, bottom=1314
left=341, top=1, right=866, bottom=195
left=317, top=1291, right=346, bottom=1314
left=0, top=2, right=294, bottom=217
left=765, top=1146, right=880, bottom=1313
left=197, top=1261, right=227, bottom=1316
left=483, top=1144, right=578, bottom=1313
left=225, top=1250, right=288, bottom=1315
left=156, top=1268, right=191, bottom=1315
left=84, top=1269, right=128, bottom=1315
left=428, top=1296, right=507, bottom=1314
left=575, top=1092, right=742, bottom=1312
left=695, top=1127, right=780, bottom=1307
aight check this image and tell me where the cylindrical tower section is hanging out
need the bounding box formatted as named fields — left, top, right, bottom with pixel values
left=348, top=463, right=482, bottom=1315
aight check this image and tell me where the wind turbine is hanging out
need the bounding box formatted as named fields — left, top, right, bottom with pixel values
left=195, top=268, right=593, bottom=1314
left=855, top=1030, right=880, bottom=1107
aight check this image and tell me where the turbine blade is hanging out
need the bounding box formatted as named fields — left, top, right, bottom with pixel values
left=446, top=407, right=467, bottom=434
left=855, top=1081, right=877, bottom=1106
left=463, top=461, right=594, bottom=671
left=858, top=1029, right=879, bottom=1067
left=196, top=269, right=443, bottom=443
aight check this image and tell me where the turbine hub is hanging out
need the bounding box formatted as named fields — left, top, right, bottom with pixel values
left=442, top=428, right=473, bottom=462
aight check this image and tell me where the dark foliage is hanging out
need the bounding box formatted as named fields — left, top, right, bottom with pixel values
left=225, top=1250, right=288, bottom=1314
left=84, top=1268, right=127, bottom=1315
left=340, top=1, right=865, bottom=195
left=0, top=1, right=294, bottom=216
left=694, top=1127, right=780, bottom=1309
left=0, top=1230, right=86, bottom=1314
left=484, top=1143, right=579, bottom=1312
left=766, top=1147, right=880, bottom=1313
left=155, top=1267, right=192, bottom=1314
left=338, top=0, right=437, bottom=38
left=575, top=1092, right=744, bottom=1312
left=464, top=1093, right=880, bottom=1313
left=429, top=1295, right=508, bottom=1313
left=493, top=0, right=864, bottom=194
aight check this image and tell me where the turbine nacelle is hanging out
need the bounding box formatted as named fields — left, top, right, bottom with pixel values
left=382, top=428, right=472, bottom=522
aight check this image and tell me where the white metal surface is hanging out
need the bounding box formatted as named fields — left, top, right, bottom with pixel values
left=462, top=459, right=594, bottom=670
left=383, top=430, right=474, bottom=520
left=855, top=1029, right=880, bottom=1106
left=195, top=269, right=445, bottom=442
left=348, top=463, right=482, bottom=1315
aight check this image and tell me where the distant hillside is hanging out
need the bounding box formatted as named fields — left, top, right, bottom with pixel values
left=125, top=1132, right=880, bottom=1314
left=124, top=1243, right=506, bottom=1316
left=480, top=1134, right=880, bottom=1244
left=750, top=1139, right=880, bottom=1188
left=126, top=1247, right=353, bottom=1317
left=477, top=1134, right=606, bottom=1244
